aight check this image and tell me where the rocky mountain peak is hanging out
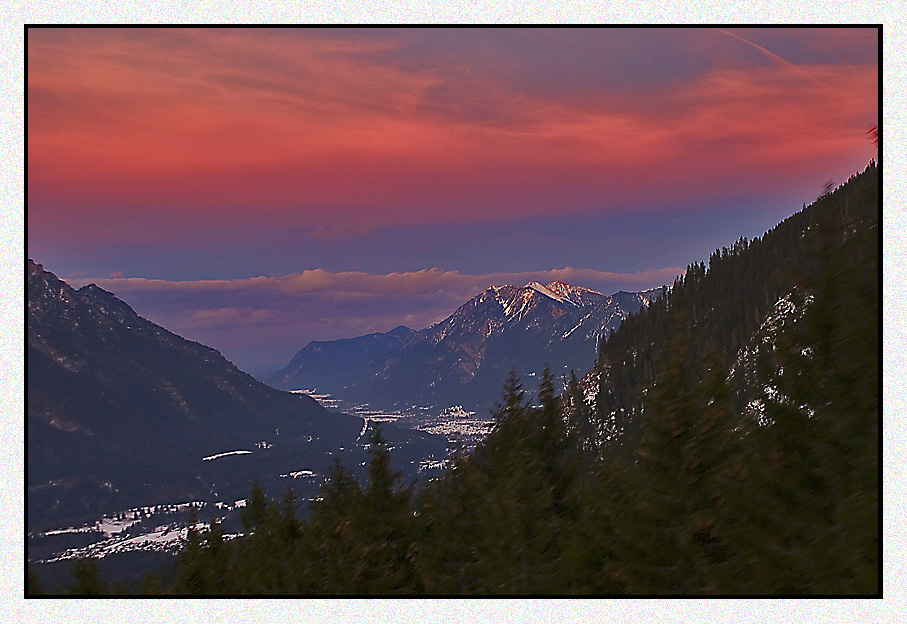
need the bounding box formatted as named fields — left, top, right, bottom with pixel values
left=544, top=280, right=572, bottom=297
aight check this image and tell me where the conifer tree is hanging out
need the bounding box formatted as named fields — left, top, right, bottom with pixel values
left=297, top=458, right=364, bottom=593
left=617, top=325, right=747, bottom=594
left=170, top=508, right=216, bottom=594
left=68, top=557, right=106, bottom=595
left=26, top=565, right=44, bottom=596
left=139, top=571, right=162, bottom=595
left=240, top=480, right=269, bottom=534
left=354, top=423, right=422, bottom=594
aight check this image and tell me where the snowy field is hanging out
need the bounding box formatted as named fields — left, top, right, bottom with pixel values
left=31, top=500, right=243, bottom=564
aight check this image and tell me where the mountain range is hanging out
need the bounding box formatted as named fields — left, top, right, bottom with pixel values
left=265, top=280, right=662, bottom=415
left=27, top=259, right=448, bottom=532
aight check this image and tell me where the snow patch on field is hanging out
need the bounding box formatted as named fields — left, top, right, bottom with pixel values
left=202, top=450, right=252, bottom=461
left=280, top=470, right=317, bottom=479
left=419, top=459, right=450, bottom=471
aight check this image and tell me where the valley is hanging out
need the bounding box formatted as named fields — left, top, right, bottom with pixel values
left=292, top=389, right=491, bottom=450
left=24, top=25, right=880, bottom=600
left=26, top=162, right=880, bottom=595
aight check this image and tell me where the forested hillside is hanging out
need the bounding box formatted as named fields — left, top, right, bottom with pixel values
left=39, top=162, right=877, bottom=595
left=584, top=161, right=879, bottom=453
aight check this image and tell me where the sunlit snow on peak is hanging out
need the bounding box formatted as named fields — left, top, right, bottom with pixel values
left=526, top=281, right=567, bottom=303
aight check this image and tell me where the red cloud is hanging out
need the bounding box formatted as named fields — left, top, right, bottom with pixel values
left=28, top=28, right=877, bottom=234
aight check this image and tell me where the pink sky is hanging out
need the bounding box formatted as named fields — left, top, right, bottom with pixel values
left=28, top=28, right=877, bottom=231
left=27, top=28, right=879, bottom=372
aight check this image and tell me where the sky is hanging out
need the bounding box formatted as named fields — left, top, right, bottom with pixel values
left=26, top=27, right=879, bottom=374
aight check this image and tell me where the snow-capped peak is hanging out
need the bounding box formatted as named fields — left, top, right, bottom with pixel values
left=525, top=280, right=603, bottom=306
left=544, top=281, right=574, bottom=298
left=548, top=280, right=603, bottom=298
left=526, top=281, right=568, bottom=303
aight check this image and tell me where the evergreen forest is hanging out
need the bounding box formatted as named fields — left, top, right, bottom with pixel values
left=33, top=162, right=879, bottom=595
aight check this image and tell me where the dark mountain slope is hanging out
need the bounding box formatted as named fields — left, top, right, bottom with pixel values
left=266, top=325, right=413, bottom=393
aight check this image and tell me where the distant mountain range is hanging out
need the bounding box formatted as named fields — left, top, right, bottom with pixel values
left=27, top=260, right=447, bottom=531
left=265, top=281, right=663, bottom=415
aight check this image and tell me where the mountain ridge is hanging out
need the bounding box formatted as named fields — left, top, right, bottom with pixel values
left=266, top=279, right=664, bottom=415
